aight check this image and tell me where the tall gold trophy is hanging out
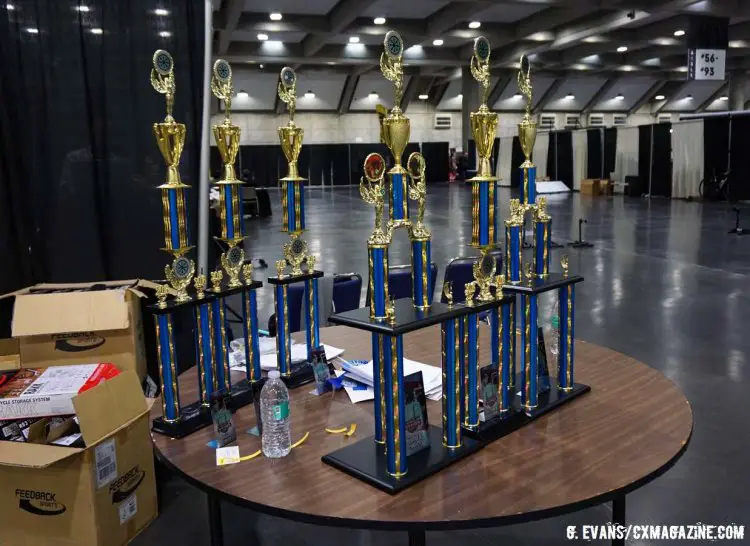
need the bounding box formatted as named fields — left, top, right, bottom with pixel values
left=517, top=55, right=538, bottom=207
left=211, top=59, right=245, bottom=287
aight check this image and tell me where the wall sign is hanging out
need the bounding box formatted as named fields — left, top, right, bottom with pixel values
left=688, top=48, right=726, bottom=80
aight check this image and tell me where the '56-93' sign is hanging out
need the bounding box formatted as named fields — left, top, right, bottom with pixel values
left=688, top=48, right=726, bottom=80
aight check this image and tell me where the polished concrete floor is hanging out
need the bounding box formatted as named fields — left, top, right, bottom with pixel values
left=134, top=185, right=750, bottom=545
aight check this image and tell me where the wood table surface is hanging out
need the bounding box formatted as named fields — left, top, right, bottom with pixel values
left=151, top=325, right=693, bottom=531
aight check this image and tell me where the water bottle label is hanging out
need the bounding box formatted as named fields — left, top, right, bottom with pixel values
left=272, top=402, right=289, bottom=420
left=551, top=315, right=559, bottom=329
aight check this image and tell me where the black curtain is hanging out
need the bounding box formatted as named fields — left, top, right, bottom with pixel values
left=556, top=131, right=574, bottom=189
left=241, top=144, right=284, bottom=187
left=729, top=113, right=750, bottom=201
left=637, top=125, right=652, bottom=196
left=651, top=123, right=672, bottom=197
left=329, top=144, right=350, bottom=185
left=603, top=127, right=617, bottom=179
left=421, top=142, right=449, bottom=183
left=467, top=139, right=477, bottom=171
left=703, top=116, right=729, bottom=183
left=0, top=0, right=204, bottom=287
left=546, top=132, right=557, bottom=180
left=491, top=137, right=500, bottom=175
left=510, top=136, right=524, bottom=188
left=586, top=128, right=602, bottom=179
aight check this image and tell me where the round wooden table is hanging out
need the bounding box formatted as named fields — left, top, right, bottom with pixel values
left=151, top=325, right=693, bottom=546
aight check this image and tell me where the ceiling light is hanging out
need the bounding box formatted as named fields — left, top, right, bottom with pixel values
left=418, top=94, right=429, bottom=100
left=433, top=38, right=444, bottom=46
left=617, top=46, right=628, bottom=52
left=269, top=12, right=282, bottom=21
left=686, top=94, right=692, bottom=99
left=154, top=8, right=169, bottom=16
left=368, top=91, right=379, bottom=99
left=259, top=64, right=264, bottom=69
left=457, top=93, right=463, bottom=98
left=720, top=95, right=729, bottom=101
left=304, top=90, right=315, bottom=98
left=615, top=93, right=624, bottom=100
left=237, top=90, right=248, bottom=98
left=159, top=31, right=171, bottom=38
left=257, top=33, right=268, bottom=41
left=26, top=27, right=39, bottom=33
left=267, top=40, right=283, bottom=46
left=327, top=61, right=336, bottom=65
left=468, top=21, right=481, bottom=29
left=349, top=36, right=360, bottom=43
left=565, top=93, right=575, bottom=100
left=655, top=94, right=665, bottom=100
left=374, top=16, right=386, bottom=25
left=6, top=4, right=14, bottom=10
left=90, top=28, right=103, bottom=34
left=513, top=93, right=523, bottom=99
left=75, top=5, right=90, bottom=12
left=674, top=29, right=685, bottom=37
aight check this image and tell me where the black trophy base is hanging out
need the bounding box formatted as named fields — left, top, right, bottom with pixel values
left=229, top=379, right=258, bottom=410
left=280, top=360, right=315, bottom=389
left=463, top=382, right=590, bottom=441
left=322, top=426, right=481, bottom=494
left=151, top=401, right=212, bottom=439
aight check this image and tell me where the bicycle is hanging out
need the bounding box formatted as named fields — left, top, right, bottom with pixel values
left=699, top=169, right=731, bottom=201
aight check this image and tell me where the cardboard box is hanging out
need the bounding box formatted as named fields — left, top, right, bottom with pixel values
left=600, top=178, right=614, bottom=195
left=0, top=371, right=157, bottom=545
left=0, top=280, right=159, bottom=380
left=581, top=179, right=601, bottom=196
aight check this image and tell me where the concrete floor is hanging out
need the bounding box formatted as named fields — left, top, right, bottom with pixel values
left=134, top=185, right=750, bottom=545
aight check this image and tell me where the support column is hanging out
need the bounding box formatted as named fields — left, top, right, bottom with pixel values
left=729, top=72, right=747, bottom=112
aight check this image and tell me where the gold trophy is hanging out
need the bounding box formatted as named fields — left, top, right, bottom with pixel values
left=469, top=36, right=497, bottom=182
left=211, top=59, right=245, bottom=288
left=518, top=54, right=538, bottom=206
left=151, top=49, right=195, bottom=302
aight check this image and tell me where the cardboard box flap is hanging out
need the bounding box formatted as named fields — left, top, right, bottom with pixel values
left=12, top=290, right=131, bottom=337
left=73, top=371, right=147, bottom=446
left=0, top=440, right=83, bottom=468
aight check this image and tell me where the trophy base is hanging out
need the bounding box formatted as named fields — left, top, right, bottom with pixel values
left=228, top=378, right=260, bottom=409
left=322, top=426, right=481, bottom=494
left=280, top=360, right=315, bottom=389
left=152, top=401, right=212, bottom=439
left=462, top=381, right=590, bottom=441
left=502, top=272, right=584, bottom=296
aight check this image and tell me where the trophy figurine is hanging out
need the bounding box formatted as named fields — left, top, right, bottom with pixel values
left=269, top=66, right=323, bottom=386
left=517, top=54, right=538, bottom=207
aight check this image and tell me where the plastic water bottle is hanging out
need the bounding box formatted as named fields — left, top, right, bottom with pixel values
left=260, top=370, right=291, bottom=458
left=549, top=301, right=560, bottom=358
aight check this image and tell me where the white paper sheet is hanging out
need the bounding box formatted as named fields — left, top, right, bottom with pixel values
left=340, top=358, right=443, bottom=401
left=230, top=343, right=345, bottom=372
left=334, top=370, right=374, bottom=404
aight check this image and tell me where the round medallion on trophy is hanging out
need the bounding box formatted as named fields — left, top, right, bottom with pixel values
left=281, top=66, right=296, bottom=89
left=227, top=246, right=243, bottom=266
left=213, top=59, right=232, bottom=83
left=407, top=152, right=426, bottom=179
left=291, top=237, right=307, bottom=257
left=384, top=30, right=404, bottom=59
left=474, top=36, right=491, bottom=62
left=364, top=153, right=385, bottom=182
left=153, top=49, right=173, bottom=76
left=173, top=256, right=192, bottom=279
left=480, top=253, right=495, bottom=278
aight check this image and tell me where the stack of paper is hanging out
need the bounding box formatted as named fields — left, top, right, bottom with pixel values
left=340, top=358, right=442, bottom=401
left=229, top=341, right=344, bottom=372
left=333, top=369, right=374, bottom=404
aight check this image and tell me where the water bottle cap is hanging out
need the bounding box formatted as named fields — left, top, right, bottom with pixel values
left=268, top=370, right=280, bottom=379
left=551, top=315, right=559, bottom=329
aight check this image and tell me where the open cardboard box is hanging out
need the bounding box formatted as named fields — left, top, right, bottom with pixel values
left=0, top=280, right=160, bottom=379
left=0, top=370, right=157, bottom=545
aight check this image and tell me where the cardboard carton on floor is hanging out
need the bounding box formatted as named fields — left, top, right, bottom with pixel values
left=0, top=280, right=159, bottom=379
left=0, top=371, right=157, bottom=545
left=581, top=179, right=601, bottom=196
left=599, top=178, right=614, bottom=195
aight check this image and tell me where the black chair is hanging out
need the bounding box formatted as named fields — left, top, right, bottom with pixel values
left=440, top=250, right=503, bottom=304
left=366, top=263, right=439, bottom=307
left=267, top=284, right=305, bottom=335
left=332, top=273, right=362, bottom=313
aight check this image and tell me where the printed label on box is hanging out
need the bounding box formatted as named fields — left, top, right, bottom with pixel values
left=118, top=494, right=137, bottom=525
left=95, top=438, right=118, bottom=489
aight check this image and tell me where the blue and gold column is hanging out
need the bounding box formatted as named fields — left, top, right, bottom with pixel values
left=304, top=277, right=320, bottom=358
left=383, top=335, right=407, bottom=477
left=520, top=164, right=537, bottom=207
left=210, top=272, right=231, bottom=392
left=369, top=244, right=389, bottom=319
left=239, top=265, right=261, bottom=383
left=533, top=197, right=551, bottom=278
left=154, top=307, right=180, bottom=422
left=274, top=268, right=292, bottom=376
left=193, top=278, right=216, bottom=406
left=505, top=199, right=524, bottom=284
left=407, top=152, right=432, bottom=309
left=441, top=317, right=462, bottom=448
left=389, top=167, right=410, bottom=222
left=520, top=287, right=539, bottom=410
left=558, top=282, right=575, bottom=391
left=462, top=299, right=481, bottom=430
left=500, top=301, right=513, bottom=412
left=371, top=333, right=385, bottom=444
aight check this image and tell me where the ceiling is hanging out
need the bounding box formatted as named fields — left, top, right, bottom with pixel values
left=213, top=0, right=750, bottom=113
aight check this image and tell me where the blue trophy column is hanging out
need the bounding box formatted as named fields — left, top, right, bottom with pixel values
left=441, top=318, right=462, bottom=448
left=410, top=239, right=431, bottom=308
left=389, top=169, right=409, bottom=221
left=242, top=290, right=261, bottom=383
left=458, top=315, right=466, bottom=426
left=275, top=285, right=291, bottom=376
left=285, top=182, right=296, bottom=232
left=490, top=307, right=499, bottom=368
left=558, top=284, right=575, bottom=391
left=521, top=165, right=537, bottom=206
left=520, top=294, right=539, bottom=409
left=463, top=313, right=480, bottom=429
left=534, top=219, right=551, bottom=277
left=195, top=303, right=215, bottom=405
left=369, top=245, right=389, bottom=319
left=478, top=182, right=490, bottom=246
left=506, top=223, right=522, bottom=283
left=500, top=302, right=512, bottom=412
left=155, top=314, right=180, bottom=421
left=304, top=278, right=320, bottom=358
left=371, top=333, right=384, bottom=444
left=383, top=335, right=407, bottom=476
left=211, top=298, right=231, bottom=392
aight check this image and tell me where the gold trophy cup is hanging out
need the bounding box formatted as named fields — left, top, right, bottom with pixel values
left=380, top=30, right=410, bottom=170
left=469, top=36, right=498, bottom=181
left=517, top=55, right=537, bottom=168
